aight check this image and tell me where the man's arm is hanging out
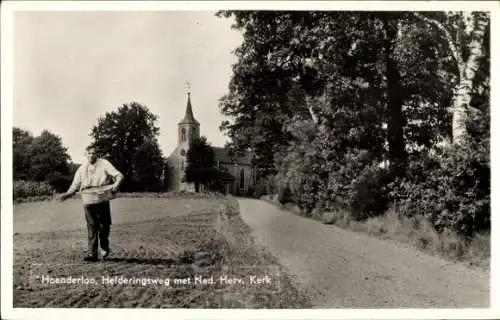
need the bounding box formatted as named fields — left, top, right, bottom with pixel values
left=102, top=159, right=124, bottom=192
left=58, top=166, right=82, bottom=201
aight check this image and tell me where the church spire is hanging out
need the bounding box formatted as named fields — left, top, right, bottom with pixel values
left=179, top=83, right=199, bottom=125
left=184, top=92, right=195, bottom=121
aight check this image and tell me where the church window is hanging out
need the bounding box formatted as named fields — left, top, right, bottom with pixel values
left=191, top=128, right=197, bottom=141
left=240, top=168, right=245, bottom=189
left=180, top=149, right=186, bottom=156
left=181, top=128, right=186, bottom=142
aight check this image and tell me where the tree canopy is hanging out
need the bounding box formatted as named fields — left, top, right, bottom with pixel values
left=13, top=128, right=73, bottom=192
left=217, top=10, right=490, bottom=236
left=13, top=128, right=71, bottom=182
left=89, top=102, right=165, bottom=191
left=185, top=136, right=218, bottom=192
left=217, top=10, right=489, bottom=175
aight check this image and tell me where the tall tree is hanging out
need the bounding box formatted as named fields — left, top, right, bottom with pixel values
left=413, top=11, right=490, bottom=145
left=217, top=11, right=332, bottom=178
left=13, top=127, right=34, bottom=180
left=218, top=11, right=403, bottom=176
left=218, top=10, right=486, bottom=183
left=382, top=13, right=407, bottom=173
left=218, top=10, right=490, bottom=232
left=27, top=130, right=71, bottom=181
left=185, top=136, right=217, bottom=192
left=133, top=139, right=165, bottom=191
left=89, top=102, right=163, bottom=191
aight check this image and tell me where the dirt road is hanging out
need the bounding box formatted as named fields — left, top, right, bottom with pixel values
left=238, top=199, right=489, bottom=308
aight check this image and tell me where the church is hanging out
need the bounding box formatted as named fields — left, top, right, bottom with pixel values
left=165, top=92, right=256, bottom=195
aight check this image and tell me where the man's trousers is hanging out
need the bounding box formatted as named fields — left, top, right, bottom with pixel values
left=84, top=201, right=112, bottom=257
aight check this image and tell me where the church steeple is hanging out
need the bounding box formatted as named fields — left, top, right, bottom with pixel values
left=178, top=86, right=200, bottom=146
left=179, top=92, right=199, bottom=125
left=179, top=83, right=199, bottom=125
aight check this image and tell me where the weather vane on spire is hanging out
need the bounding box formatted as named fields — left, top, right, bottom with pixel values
left=185, top=81, right=191, bottom=95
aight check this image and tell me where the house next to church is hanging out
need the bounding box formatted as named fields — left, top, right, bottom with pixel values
left=166, top=92, right=256, bottom=194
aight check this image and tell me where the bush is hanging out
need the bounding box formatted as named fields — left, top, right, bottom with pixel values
left=47, top=174, right=73, bottom=193
left=466, top=232, right=490, bottom=264
left=260, top=194, right=272, bottom=202
left=140, top=177, right=164, bottom=192
left=293, top=172, right=322, bottom=216
left=320, top=211, right=337, bottom=225
left=269, top=194, right=284, bottom=209
left=347, top=163, right=392, bottom=220
left=14, top=180, right=56, bottom=199
left=244, top=187, right=253, bottom=197
left=123, top=174, right=165, bottom=192
left=277, top=185, right=294, bottom=205
left=252, top=183, right=267, bottom=199
left=412, top=215, right=441, bottom=250
left=284, top=202, right=302, bottom=215
left=389, top=142, right=490, bottom=237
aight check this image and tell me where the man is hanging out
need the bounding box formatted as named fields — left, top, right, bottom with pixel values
left=59, top=146, right=124, bottom=262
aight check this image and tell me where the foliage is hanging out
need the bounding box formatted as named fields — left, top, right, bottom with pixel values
left=28, top=130, right=71, bottom=181
left=252, top=182, right=267, bottom=199
left=348, top=163, right=393, bottom=220
left=217, top=10, right=490, bottom=241
left=46, top=172, right=72, bottom=193
left=389, top=140, right=489, bottom=237
left=13, top=129, right=71, bottom=182
left=89, top=102, right=164, bottom=192
left=14, top=180, right=56, bottom=199
left=185, top=136, right=219, bottom=192
left=211, top=167, right=236, bottom=194
left=47, top=162, right=81, bottom=193
left=13, top=128, right=34, bottom=181
left=276, top=113, right=390, bottom=218
left=277, top=184, right=294, bottom=205
left=216, top=11, right=330, bottom=179
left=392, top=100, right=490, bottom=237
left=216, top=11, right=462, bottom=184
left=13, top=128, right=73, bottom=192
left=133, top=140, right=165, bottom=191
left=162, top=164, right=170, bottom=191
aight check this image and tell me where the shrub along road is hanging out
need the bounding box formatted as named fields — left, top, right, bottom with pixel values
left=238, top=199, right=489, bottom=308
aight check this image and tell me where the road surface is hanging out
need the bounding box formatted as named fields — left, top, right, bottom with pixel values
left=238, top=199, right=489, bottom=308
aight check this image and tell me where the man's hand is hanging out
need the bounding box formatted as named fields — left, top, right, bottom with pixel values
left=57, top=192, right=72, bottom=202
left=111, top=184, right=120, bottom=194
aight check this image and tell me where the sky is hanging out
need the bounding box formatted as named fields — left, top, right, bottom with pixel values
left=13, top=11, right=243, bottom=163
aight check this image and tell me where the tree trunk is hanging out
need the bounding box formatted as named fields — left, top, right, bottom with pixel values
left=413, top=12, right=489, bottom=146
left=383, top=15, right=407, bottom=175
left=451, top=13, right=489, bottom=146
left=304, top=96, right=319, bottom=124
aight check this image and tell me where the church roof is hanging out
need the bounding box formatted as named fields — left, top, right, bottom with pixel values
left=179, top=92, right=199, bottom=125
left=213, top=147, right=253, bottom=165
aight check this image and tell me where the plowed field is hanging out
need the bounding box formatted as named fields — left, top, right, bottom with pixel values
left=13, top=197, right=309, bottom=308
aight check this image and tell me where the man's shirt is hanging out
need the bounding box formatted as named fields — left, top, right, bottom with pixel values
left=68, top=158, right=123, bottom=205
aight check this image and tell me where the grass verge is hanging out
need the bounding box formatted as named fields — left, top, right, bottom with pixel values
left=215, top=200, right=311, bottom=308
